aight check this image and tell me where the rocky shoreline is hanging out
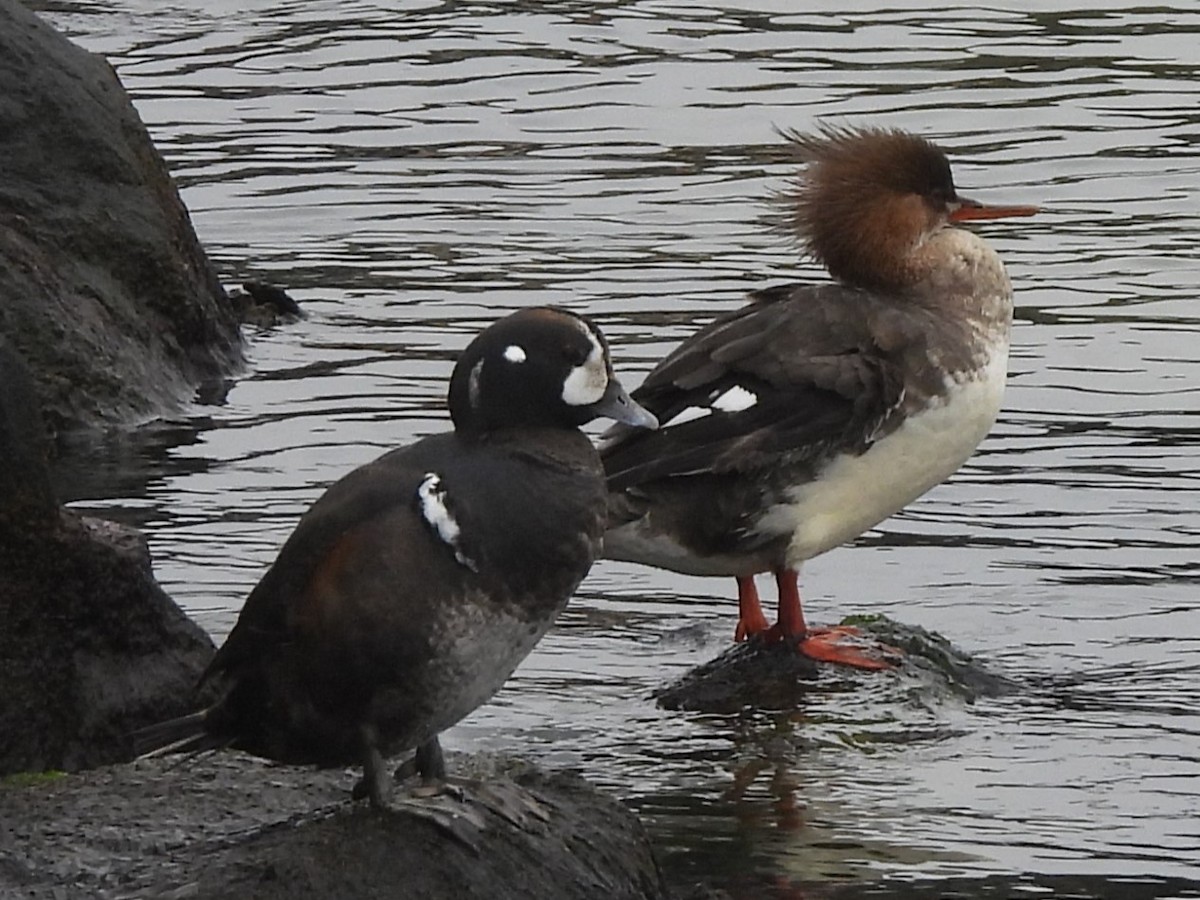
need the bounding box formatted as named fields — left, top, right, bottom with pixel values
left=1, top=753, right=669, bottom=900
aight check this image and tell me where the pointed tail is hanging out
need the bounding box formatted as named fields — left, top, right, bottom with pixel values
left=132, top=709, right=230, bottom=758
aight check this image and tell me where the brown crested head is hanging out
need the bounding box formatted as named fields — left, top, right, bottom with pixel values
left=774, top=125, right=963, bottom=291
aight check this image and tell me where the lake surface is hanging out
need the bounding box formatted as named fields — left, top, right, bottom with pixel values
left=43, top=1, right=1199, bottom=896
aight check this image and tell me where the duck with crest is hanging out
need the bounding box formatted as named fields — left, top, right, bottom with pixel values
left=602, top=125, right=1038, bottom=669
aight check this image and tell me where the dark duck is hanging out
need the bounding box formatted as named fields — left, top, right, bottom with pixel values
left=601, top=125, right=1037, bottom=669
left=136, top=307, right=656, bottom=808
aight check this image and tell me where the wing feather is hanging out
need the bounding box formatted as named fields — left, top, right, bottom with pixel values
left=602, top=283, right=908, bottom=491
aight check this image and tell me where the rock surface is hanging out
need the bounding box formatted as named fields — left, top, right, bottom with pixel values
left=231, top=280, right=306, bottom=329
left=0, top=338, right=56, bottom=532
left=654, top=616, right=1016, bottom=713
left=0, top=337, right=216, bottom=777
left=0, top=753, right=669, bottom=900
left=0, top=0, right=242, bottom=435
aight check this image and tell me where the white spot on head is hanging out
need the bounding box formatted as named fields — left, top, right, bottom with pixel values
left=417, top=472, right=477, bottom=572
left=503, top=344, right=527, bottom=364
left=710, top=384, right=758, bottom=413
left=561, top=321, right=608, bottom=407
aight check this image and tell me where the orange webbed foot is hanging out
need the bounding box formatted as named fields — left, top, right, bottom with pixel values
left=795, top=625, right=901, bottom=671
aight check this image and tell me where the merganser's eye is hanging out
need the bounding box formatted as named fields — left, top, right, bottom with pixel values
left=930, top=186, right=956, bottom=207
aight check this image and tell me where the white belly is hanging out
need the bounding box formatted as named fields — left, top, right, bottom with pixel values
left=760, top=349, right=1008, bottom=564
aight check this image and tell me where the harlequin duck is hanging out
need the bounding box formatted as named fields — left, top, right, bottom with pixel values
left=601, top=126, right=1037, bottom=669
left=136, top=307, right=656, bottom=808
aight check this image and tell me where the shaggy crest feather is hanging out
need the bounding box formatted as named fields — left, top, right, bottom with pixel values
left=771, top=125, right=960, bottom=291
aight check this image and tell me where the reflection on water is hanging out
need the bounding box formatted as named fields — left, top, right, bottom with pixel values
left=42, top=0, right=1200, bottom=896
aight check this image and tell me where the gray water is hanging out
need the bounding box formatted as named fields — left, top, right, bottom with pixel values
left=45, top=1, right=1199, bottom=896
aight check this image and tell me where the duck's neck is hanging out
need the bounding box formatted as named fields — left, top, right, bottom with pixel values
left=905, top=227, right=1014, bottom=335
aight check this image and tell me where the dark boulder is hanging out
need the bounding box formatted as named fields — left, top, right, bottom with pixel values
left=0, top=0, right=230, bottom=770
left=0, top=337, right=56, bottom=532
left=0, top=0, right=242, bottom=435
left=0, top=337, right=215, bottom=777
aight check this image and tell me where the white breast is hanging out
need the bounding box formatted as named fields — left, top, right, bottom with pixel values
left=759, top=345, right=1009, bottom=564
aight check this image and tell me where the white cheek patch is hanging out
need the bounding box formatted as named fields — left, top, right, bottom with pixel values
left=710, top=384, right=758, bottom=413
left=561, top=324, right=608, bottom=407
left=503, top=344, right=526, bottom=364
left=417, top=472, right=478, bottom=572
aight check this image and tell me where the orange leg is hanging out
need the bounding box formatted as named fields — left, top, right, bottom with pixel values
left=766, top=567, right=897, bottom=671
left=772, top=567, right=807, bottom=638
left=733, top=575, right=770, bottom=641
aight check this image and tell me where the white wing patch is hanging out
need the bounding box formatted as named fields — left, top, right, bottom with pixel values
left=503, top=344, right=527, bottom=363
left=417, top=472, right=478, bottom=572
left=662, top=405, right=713, bottom=428
left=661, top=384, right=758, bottom=428
left=710, top=384, right=758, bottom=412
left=561, top=321, right=607, bottom=407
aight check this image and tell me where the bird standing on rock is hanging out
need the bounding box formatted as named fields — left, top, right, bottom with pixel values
left=601, top=125, right=1037, bottom=669
left=136, top=307, right=656, bottom=809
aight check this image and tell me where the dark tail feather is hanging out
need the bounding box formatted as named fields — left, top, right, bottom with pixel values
left=133, top=710, right=230, bottom=758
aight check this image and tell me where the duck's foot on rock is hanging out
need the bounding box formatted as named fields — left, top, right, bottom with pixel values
left=352, top=735, right=447, bottom=803
left=353, top=742, right=553, bottom=853
left=794, top=624, right=902, bottom=671
left=383, top=776, right=553, bottom=851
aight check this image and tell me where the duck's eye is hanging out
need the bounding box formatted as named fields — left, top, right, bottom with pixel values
left=929, top=186, right=956, bottom=207
left=563, top=345, right=589, bottom=367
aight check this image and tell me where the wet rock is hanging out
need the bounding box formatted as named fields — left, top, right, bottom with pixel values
left=655, top=638, right=821, bottom=713
left=654, top=616, right=1015, bottom=713
left=230, top=280, right=305, bottom=328
left=0, top=338, right=216, bottom=777
left=0, top=0, right=242, bottom=436
left=0, top=513, right=218, bottom=775
left=846, top=614, right=1018, bottom=700
left=0, top=753, right=669, bottom=900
